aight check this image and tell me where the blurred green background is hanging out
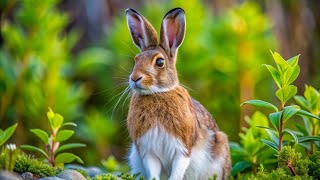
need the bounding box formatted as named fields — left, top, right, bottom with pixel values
left=0, top=0, right=319, bottom=167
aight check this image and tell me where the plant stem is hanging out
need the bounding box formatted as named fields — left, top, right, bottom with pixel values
left=278, top=103, right=285, bottom=168
left=287, top=161, right=297, bottom=176
left=49, top=131, right=56, bottom=167
left=279, top=103, right=285, bottom=152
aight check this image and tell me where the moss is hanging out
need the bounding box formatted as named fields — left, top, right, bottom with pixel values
left=91, top=173, right=146, bottom=180
left=92, top=173, right=118, bottom=180
left=75, top=168, right=91, bottom=180
left=308, top=151, right=320, bottom=178
left=13, top=153, right=57, bottom=177
left=278, top=146, right=310, bottom=176
left=251, top=166, right=303, bottom=180
left=119, top=173, right=146, bottom=180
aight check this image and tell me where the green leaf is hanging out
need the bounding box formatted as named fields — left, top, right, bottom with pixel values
left=256, top=126, right=274, bottom=130
left=20, top=145, right=48, bottom=158
left=285, top=66, right=300, bottom=85
left=302, top=116, right=312, bottom=135
left=47, top=107, right=54, bottom=121
left=52, top=114, right=64, bottom=131
left=263, top=64, right=281, bottom=88
left=298, top=136, right=320, bottom=143
left=62, top=122, right=77, bottom=127
left=0, top=129, right=3, bottom=139
left=287, top=54, right=300, bottom=67
left=271, top=51, right=288, bottom=74
left=54, top=143, right=86, bottom=155
left=269, top=112, right=282, bottom=131
left=304, top=85, right=320, bottom=111
left=55, top=130, right=74, bottom=142
left=30, top=129, right=49, bottom=144
left=261, top=139, right=279, bottom=152
left=282, top=129, right=298, bottom=144
left=296, top=110, right=320, bottom=120
left=55, top=153, right=84, bottom=164
left=276, top=85, right=297, bottom=103
left=241, top=100, right=278, bottom=112
left=304, top=85, right=320, bottom=103
left=295, top=124, right=309, bottom=136
left=0, top=123, right=18, bottom=146
left=231, top=161, right=251, bottom=176
left=47, top=108, right=64, bottom=131
left=294, top=95, right=309, bottom=110
left=264, top=129, right=279, bottom=145
left=283, top=106, right=299, bottom=122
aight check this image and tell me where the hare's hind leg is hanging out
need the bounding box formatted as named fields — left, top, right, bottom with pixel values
left=212, top=131, right=231, bottom=180
left=128, top=144, right=147, bottom=178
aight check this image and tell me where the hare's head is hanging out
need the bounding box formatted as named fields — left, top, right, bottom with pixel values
left=126, top=8, right=186, bottom=95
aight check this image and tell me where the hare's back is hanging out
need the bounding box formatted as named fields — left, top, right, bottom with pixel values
left=191, top=98, right=219, bottom=132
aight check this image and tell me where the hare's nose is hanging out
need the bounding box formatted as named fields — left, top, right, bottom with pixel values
left=131, top=76, right=142, bottom=82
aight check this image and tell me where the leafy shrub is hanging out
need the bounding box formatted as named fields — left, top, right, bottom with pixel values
left=294, top=85, right=320, bottom=154
left=230, top=111, right=276, bottom=175
left=308, top=151, right=320, bottom=178
left=1, top=0, right=119, bottom=164
left=21, top=108, right=85, bottom=167
left=241, top=52, right=320, bottom=165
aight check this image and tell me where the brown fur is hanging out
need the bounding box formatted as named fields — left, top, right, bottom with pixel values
left=126, top=8, right=231, bottom=179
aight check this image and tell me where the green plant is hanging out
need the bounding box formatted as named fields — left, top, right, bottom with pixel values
left=308, top=151, right=320, bottom=178
left=241, top=52, right=320, bottom=174
left=250, top=147, right=314, bottom=179
left=0, top=123, right=18, bottom=147
left=21, top=108, right=86, bottom=167
left=0, top=144, right=19, bottom=171
left=230, top=111, right=277, bottom=175
left=294, top=85, right=320, bottom=154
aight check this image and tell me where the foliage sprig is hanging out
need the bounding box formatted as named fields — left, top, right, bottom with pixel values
left=21, top=108, right=86, bottom=167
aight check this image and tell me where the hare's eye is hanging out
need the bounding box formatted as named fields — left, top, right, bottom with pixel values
left=156, top=58, right=165, bottom=67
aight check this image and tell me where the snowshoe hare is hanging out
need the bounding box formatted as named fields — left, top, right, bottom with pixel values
left=125, top=7, right=231, bottom=180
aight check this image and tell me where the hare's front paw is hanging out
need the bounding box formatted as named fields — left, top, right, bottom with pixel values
left=142, top=153, right=161, bottom=180
left=168, top=152, right=190, bottom=180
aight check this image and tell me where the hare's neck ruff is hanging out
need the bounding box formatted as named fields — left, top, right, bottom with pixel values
left=127, top=86, right=198, bottom=151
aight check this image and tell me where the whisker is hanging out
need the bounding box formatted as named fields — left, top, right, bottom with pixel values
left=111, top=86, right=131, bottom=119
left=120, top=41, right=138, bottom=56
left=180, top=83, right=194, bottom=91
left=120, top=65, right=131, bottom=74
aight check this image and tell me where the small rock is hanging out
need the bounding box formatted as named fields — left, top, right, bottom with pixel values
left=86, top=166, right=103, bottom=177
left=38, top=177, right=64, bottom=180
left=57, top=169, right=86, bottom=180
left=0, top=171, right=23, bottom=180
left=64, top=164, right=86, bottom=171
left=20, top=172, right=34, bottom=180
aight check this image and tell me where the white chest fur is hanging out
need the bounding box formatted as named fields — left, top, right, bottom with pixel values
left=137, top=126, right=187, bottom=173
left=128, top=126, right=225, bottom=180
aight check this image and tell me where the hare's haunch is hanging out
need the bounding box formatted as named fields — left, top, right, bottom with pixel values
left=126, top=8, right=231, bottom=180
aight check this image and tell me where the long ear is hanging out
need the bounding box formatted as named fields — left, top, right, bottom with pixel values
left=126, top=8, right=158, bottom=51
left=160, top=8, right=186, bottom=58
